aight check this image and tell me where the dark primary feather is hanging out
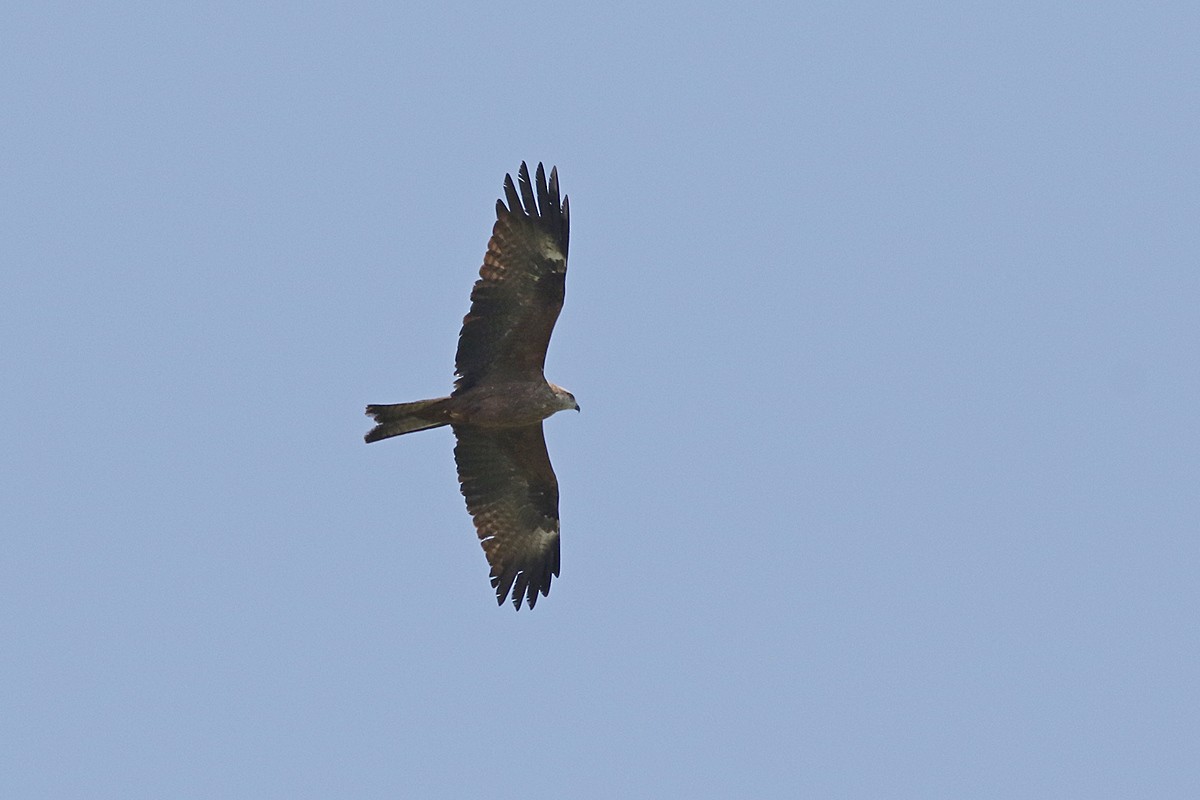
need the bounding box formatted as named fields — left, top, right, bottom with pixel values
left=454, top=162, right=570, bottom=393
left=452, top=424, right=561, bottom=609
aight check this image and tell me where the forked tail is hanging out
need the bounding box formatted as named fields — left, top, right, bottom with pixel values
left=364, top=397, right=452, bottom=443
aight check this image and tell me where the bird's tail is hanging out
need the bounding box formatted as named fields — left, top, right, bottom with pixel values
left=364, top=397, right=452, bottom=443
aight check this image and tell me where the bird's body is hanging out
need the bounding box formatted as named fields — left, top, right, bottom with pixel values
left=452, top=381, right=577, bottom=428
left=364, top=162, right=575, bottom=609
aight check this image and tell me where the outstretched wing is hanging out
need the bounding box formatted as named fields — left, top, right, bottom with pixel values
left=454, top=162, right=570, bottom=394
left=452, top=424, right=561, bottom=609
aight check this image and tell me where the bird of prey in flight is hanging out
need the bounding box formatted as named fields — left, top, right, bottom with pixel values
left=365, top=162, right=576, bottom=609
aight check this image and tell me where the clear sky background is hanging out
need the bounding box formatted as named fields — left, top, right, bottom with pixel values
left=3, top=3, right=1197, bottom=798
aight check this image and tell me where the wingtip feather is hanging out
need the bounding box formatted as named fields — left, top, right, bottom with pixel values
left=535, top=163, right=549, bottom=216
left=517, top=162, right=537, bottom=217
left=547, top=166, right=560, bottom=209
left=502, top=174, right=520, bottom=216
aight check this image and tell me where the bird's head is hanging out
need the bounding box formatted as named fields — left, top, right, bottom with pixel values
left=549, top=383, right=580, bottom=413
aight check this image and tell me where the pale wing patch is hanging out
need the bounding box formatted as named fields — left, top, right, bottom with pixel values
left=536, top=232, right=567, bottom=271
left=529, top=525, right=559, bottom=551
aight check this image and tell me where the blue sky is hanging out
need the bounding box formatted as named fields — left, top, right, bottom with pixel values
left=3, top=3, right=1197, bottom=797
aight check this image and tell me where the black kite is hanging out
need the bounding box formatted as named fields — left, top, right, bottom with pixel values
left=365, top=162, right=576, bottom=609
